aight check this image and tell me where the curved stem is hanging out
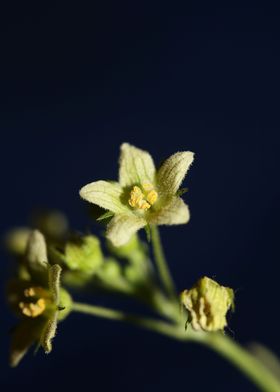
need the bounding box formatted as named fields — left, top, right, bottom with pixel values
left=72, top=301, right=280, bottom=392
left=150, top=225, right=177, bottom=299
left=198, top=333, right=280, bottom=392
left=72, top=302, right=182, bottom=338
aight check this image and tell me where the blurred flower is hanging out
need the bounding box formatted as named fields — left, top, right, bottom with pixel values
left=80, top=143, right=194, bottom=246
left=181, top=276, right=234, bottom=332
left=7, top=230, right=72, bottom=367
left=4, top=227, right=31, bottom=256
left=4, top=210, right=69, bottom=257
left=31, top=209, right=69, bottom=241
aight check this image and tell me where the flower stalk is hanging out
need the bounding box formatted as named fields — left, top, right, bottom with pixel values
left=150, top=225, right=177, bottom=300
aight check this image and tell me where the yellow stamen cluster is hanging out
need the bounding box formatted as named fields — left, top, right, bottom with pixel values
left=129, top=183, right=158, bottom=211
left=19, top=286, right=49, bottom=318
left=19, top=299, right=46, bottom=317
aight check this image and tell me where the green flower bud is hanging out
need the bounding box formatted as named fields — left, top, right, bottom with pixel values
left=181, top=276, right=234, bottom=332
left=107, top=234, right=147, bottom=265
left=107, top=234, right=140, bottom=258
left=58, top=288, right=73, bottom=320
left=63, top=235, right=103, bottom=274
left=100, top=259, right=122, bottom=279
left=124, top=264, right=141, bottom=284
left=95, top=259, right=136, bottom=294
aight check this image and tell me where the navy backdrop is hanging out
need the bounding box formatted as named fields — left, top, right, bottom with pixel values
left=1, top=2, right=280, bottom=391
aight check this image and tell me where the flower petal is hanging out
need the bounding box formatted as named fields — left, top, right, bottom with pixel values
left=106, top=214, right=146, bottom=246
left=40, top=312, right=58, bottom=353
left=79, top=180, right=129, bottom=214
left=26, top=230, right=48, bottom=280
left=157, top=151, right=194, bottom=195
left=149, top=197, right=190, bottom=225
left=10, top=319, right=45, bottom=367
left=119, top=143, right=156, bottom=187
left=48, top=264, right=62, bottom=305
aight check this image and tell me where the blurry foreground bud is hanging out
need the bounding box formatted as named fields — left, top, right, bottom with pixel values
left=7, top=230, right=72, bottom=367
left=4, top=227, right=31, bottom=256
left=181, top=276, right=234, bottom=332
left=32, top=210, right=69, bottom=241
left=25, top=230, right=49, bottom=281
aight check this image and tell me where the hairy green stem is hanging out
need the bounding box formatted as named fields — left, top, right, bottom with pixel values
left=72, top=302, right=280, bottom=392
left=150, top=225, right=177, bottom=299
left=199, top=333, right=280, bottom=392
left=72, top=302, right=181, bottom=338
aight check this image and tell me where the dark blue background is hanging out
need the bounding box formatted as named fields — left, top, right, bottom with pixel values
left=1, top=2, right=280, bottom=391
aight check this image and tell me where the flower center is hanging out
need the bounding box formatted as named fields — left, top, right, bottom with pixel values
left=19, top=287, right=49, bottom=318
left=128, top=183, right=158, bottom=211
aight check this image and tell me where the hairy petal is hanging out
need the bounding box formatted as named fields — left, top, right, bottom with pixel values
left=106, top=214, right=146, bottom=246
left=149, top=197, right=190, bottom=225
left=48, top=264, right=62, bottom=306
left=79, top=180, right=129, bottom=214
left=119, top=143, right=156, bottom=187
left=40, top=312, right=58, bottom=354
left=157, top=151, right=194, bottom=195
left=26, top=230, right=48, bottom=280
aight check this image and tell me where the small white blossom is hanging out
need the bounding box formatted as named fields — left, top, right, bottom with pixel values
left=80, top=143, right=194, bottom=246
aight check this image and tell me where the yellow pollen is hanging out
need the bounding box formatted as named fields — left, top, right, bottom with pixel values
left=19, top=286, right=49, bottom=318
left=146, top=190, right=158, bottom=205
left=19, top=298, right=46, bottom=318
left=24, top=287, right=48, bottom=298
left=128, top=184, right=158, bottom=211
left=24, top=287, right=36, bottom=297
